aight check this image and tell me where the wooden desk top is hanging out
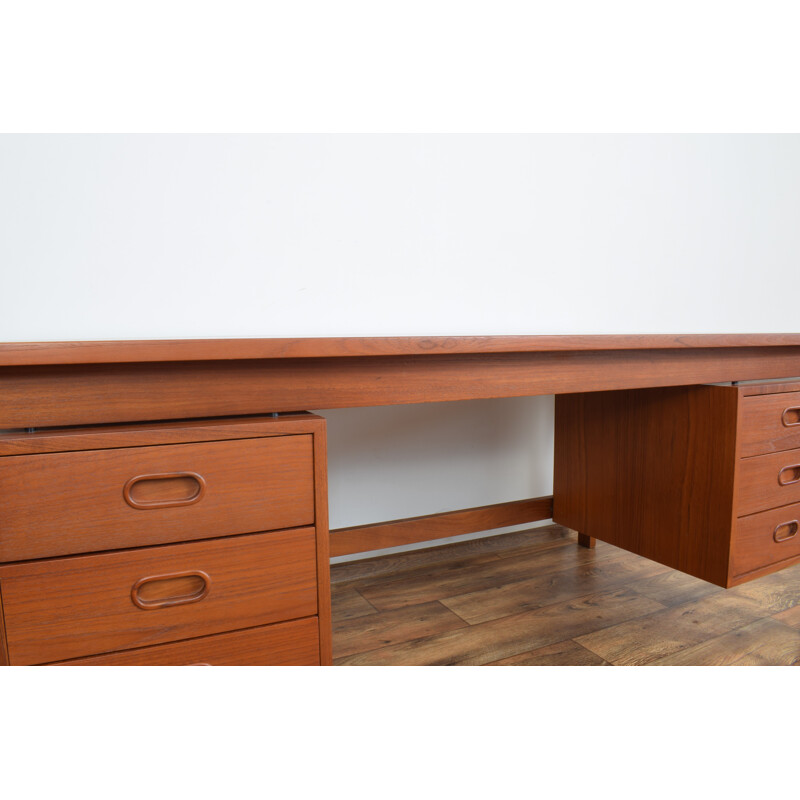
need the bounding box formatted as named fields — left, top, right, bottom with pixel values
left=3, top=334, right=800, bottom=427
left=2, top=333, right=800, bottom=366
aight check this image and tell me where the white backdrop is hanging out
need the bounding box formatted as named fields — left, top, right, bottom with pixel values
left=2, top=135, right=799, bottom=557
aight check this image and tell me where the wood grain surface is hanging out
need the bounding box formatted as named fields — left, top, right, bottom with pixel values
left=6, top=345, right=800, bottom=427
left=739, top=391, right=800, bottom=456
left=57, top=617, right=321, bottom=666
left=731, top=503, right=800, bottom=579
left=0, top=435, right=315, bottom=561
left=0, top=413, right=322, bottom=457
left=330, top=525, right=800, bottom=665
left=4, top=333, right=800, bottom=366
left=311, top=419, right=333, bottom=665
left=554, top=385, right=739, bottom=586
left=737, top=448, right=800, bottom=516
left=650, top=617, right=800, bottom=665
left=0, top=528, right=318, bottom=664
left=330, top=496, right=553, bottom=556
left=739, top=379, right=800, bottom=396
left=0, top=586, right=8, bottom=666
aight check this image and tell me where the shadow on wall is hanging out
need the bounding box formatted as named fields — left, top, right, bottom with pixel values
left=317, top=395, right=554, bottom=536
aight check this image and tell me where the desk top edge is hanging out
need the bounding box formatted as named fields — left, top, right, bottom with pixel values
left=3, top=334, right=800, bottom=367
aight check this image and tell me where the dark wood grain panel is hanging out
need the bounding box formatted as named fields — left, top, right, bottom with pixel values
left=0, top=413, right=322, bottom=457
left=773, top=604, right=800, bottom=628
left=353, top=539, right=614, bottom=612
left=575, top=591, right=764, bottom=665
left=5, top=346, right=800, bottom=427
left=330, top=525, right=800, bottom=666
left=624, top=570, right=722, bottom=608
left=649, top=617, right=800, bottom=666
left=333, top=601, right=467, bottom=660
left=330, top=497, right=553, bottom=557
left=739, top=390, right=800, bottom=456
left=737, top=448, right=800, bottom=516
left=334, top=587, right=664, bottom=666
left=0, top=528, right=318, bottom=665
left=56, top=617, right=321, bottom=666
left=331, top=585, right=377, bottom=621
left=0, top=435, right=314, bottom=561
left=5, top=333, right=800, bottom=367
left=726, top=560, right=800, bottom=613
left=487, top=639, right=609, bottom=666
left=554, top=385, right=739, bottom=586
left=439, top=550, right=670, bottom=625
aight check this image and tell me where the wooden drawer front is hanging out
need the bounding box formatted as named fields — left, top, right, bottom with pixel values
left=0, top=528, right=318, bottom=665
left=739, top=391, right=800, bottom=457
left=736, top=449, right=800, bottom=516
left=0, top=435, right=314, bottom=561
left=731, top=504, right=800, bottom=578
left=57, top=617, right=321, bottom=666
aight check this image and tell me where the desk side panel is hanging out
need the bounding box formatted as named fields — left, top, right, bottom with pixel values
left=554, top=386, right=738, bottom=587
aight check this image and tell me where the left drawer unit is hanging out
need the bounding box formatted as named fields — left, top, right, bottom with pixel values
left=0, top=413, right=331, bottom=666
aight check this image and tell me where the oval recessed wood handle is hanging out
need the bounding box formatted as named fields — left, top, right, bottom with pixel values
left=131, top=570, right=211, bottom=610
left=123, top=471, right=206, bottom=509
left=777, top=464, right=800, bottom=486
left=782, top=407, right=800, bottom=427
left=774, top=521, right=799, bottom=543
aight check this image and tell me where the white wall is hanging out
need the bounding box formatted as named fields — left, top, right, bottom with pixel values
left=2, top=135, right=799, bottom=558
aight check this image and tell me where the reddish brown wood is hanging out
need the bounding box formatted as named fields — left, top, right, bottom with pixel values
left=577, top=533, right=596, bottom=549
left=0, top=434, right=315, bottom=561
left=4, top=334, right=800, bottom=367
left=726, top=555, right=800, bottom=586
left=312, top=422, right=333, bottom=666
left=130, top=571, right=210, bottom=609
left=731, top=504, right=800, bottom=579
left=330, top=496, right=554, bottom=557
left=554, top=386, right=740, bottom=587
left=555, top=379, right=800, bottom=587
left=56, top=617, right=321, bottom=666
left=123, top=471, right=206, bottom=509
left=739, top=391, right=800, bottom=456
left=5, top=345, right=800, bottom=427
left=739, top=379, right=800, bottom=396
left=736, top=449, right=800, bottom=516
left=0, top=586, right=8, bottom=666
left=0, top=528, right=318, bottom=665
left=0, top=413, right=321, bottom=456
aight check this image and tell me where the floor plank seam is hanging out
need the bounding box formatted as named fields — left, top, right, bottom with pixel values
left=330, top=528, right=800, bottom=665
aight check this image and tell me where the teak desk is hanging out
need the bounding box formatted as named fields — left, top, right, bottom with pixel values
left=3, top=334, right=800, bottom=665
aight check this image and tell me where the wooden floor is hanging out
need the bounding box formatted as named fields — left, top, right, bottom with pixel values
left=330, top=525, right=800, bottom=665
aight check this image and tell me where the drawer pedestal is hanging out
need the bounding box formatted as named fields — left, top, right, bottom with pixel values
left=554, top=381, right=800, bottom=588
left=0, top=413, right=330, bottom=666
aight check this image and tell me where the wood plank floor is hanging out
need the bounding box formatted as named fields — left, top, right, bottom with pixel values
left=330, top=525, right=800, bottom=665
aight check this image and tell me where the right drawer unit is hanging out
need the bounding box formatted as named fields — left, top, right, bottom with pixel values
left=731, top=383, right=800, bottom=581
left=554, top=380, right=800, bottom=588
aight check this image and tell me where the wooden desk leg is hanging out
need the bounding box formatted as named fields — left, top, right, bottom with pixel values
left=577, top=533, right=596, bottom=549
